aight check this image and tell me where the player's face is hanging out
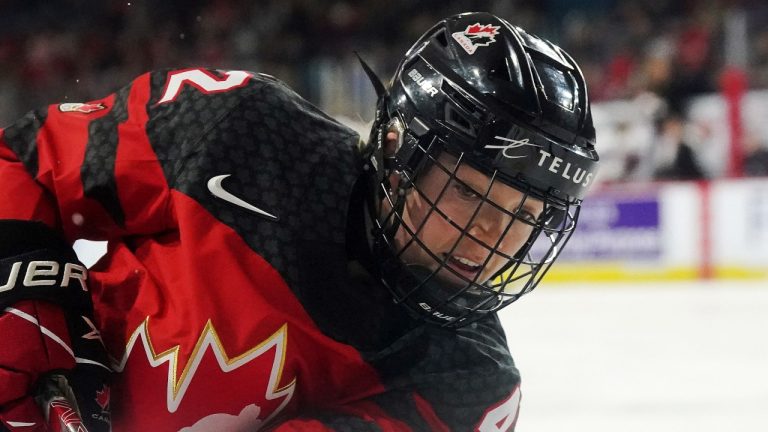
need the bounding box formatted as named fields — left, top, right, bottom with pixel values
left=388, top=152, right=544, bottom=289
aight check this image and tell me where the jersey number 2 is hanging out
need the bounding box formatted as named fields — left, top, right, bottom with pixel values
left=157, top=69, right=252, bottom=104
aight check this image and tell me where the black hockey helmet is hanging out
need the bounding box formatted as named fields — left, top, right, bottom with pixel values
left=362, top=12, right=599, bottom=327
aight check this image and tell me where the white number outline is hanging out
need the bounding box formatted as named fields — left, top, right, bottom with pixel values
left=157, top=69, right=252, bottom=104
left=476, top=385, right=521, bottom=432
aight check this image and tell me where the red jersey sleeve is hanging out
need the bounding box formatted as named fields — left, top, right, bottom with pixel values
left=0, top=72, right=172, bottom=241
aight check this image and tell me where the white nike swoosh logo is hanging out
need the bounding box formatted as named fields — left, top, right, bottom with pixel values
left=207, top=174, right=279, bottom=221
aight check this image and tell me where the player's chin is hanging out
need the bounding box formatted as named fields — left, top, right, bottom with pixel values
left=433, top=267, right=491, bottom=298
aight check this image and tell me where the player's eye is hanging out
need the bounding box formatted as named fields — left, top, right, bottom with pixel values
left=515, top=208, right=538, bottom=225
left=453, top=181, right=480, bottom=201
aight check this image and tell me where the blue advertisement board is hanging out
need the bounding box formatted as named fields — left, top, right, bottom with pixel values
left=558, top=191, right=662, bottom=261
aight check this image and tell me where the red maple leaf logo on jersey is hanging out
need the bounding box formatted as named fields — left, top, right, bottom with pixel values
left=95, top=385, right=110, bottom=410
left=58, top=102, right=107, bottom=114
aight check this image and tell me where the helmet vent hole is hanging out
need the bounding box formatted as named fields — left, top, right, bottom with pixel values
left=445, top=105, right=475, bottom=137
left=432, top=29, right=449, bottom=48
left=441, top=83, right=481, bottom=137
left=531, top=57, right=576, bottom=111
left=441, top=82, right=478, bottom=115
left=488, top=57, right=513, bottom=83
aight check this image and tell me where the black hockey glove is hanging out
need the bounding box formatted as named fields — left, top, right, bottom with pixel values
left=0, top=220, right=111, bottom=432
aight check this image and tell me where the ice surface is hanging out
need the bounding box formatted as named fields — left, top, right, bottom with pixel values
left=498, top=281, right=768, bottom=432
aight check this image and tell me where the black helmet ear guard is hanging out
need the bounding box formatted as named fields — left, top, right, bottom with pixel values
left=359, top=13, right=599, bottom=328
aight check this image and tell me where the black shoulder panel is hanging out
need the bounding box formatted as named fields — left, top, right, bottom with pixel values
left=2, top=108, right=48, bottom=177
left=81, top=85, right=131, bottom=227
left=143, top=70, right=363, bottom=298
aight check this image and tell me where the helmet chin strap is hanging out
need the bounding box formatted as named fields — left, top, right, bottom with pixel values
left=381, top=177, right=408, bottom=247
left=372, top=115, right=412, bottom=243
left=356, top=51, right=413, bottom=234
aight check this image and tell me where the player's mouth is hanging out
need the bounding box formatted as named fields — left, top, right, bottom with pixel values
left=444, top=254, right=483, bottom=281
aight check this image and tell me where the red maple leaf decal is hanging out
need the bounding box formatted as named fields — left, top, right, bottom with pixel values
left=466, top=23, right=499, bottom=36
left=95, top=385, right=110, bottom=410
left=58, top=102, right=107, bottom=114
left=75, top=103, right=107, bottom=113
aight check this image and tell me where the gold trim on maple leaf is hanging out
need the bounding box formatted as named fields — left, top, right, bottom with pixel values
left=112, top=318, right=295, bottom=420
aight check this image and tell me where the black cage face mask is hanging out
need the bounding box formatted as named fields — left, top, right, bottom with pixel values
left=361, top=13, right=598, bottom=328
left=371, top=131, right=580, bottom=328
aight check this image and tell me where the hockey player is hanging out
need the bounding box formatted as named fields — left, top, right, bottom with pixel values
left=0, top=12, right=598, bottom=431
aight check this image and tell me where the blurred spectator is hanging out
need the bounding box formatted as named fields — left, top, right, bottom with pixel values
left=651, top=111, right=706, bottom=180
left=0, top=0, right=768, bottom=181
left=743, top=133, right=768, bottom=176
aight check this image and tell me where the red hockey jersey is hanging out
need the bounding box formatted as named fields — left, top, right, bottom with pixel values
left=0, top=68, right=521, bottom=431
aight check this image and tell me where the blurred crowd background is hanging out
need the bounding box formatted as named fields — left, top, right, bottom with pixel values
left=1, top=0, right=768, bottom=181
